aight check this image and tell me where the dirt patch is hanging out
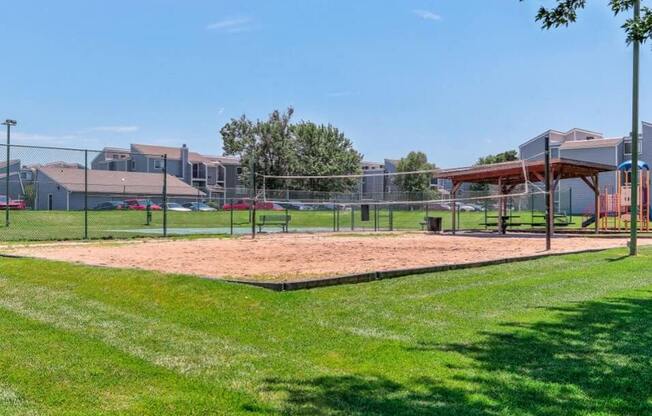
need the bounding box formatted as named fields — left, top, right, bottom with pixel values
left=1, top=232, right=644, bottom=282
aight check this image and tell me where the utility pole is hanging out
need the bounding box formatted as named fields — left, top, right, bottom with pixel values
left=630, top=0, right=641, bottom=256
left=251, top=140, right=257, bottom=239
left=544, top=135, right=552, bottom=251
left=2, top=119, right=17, bottom=227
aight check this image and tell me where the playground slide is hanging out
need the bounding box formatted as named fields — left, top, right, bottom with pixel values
left=582, top=215, right=596, bottom=228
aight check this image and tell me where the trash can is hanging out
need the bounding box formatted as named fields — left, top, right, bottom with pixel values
left=426, top=216, right=442, bottom=233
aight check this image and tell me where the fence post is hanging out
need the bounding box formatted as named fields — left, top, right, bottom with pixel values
left=351, top=206, right=355, bottom=231
left=5, top=128, right=10, bottom=227
left=84, top=149, right=88, bottom=239
left=374, top=205, right=378, bottom=232
left=230, top=199, right=234, bottom=235
left=336, top=206, right=340, bottom=231
left=163, top=154, right=168, bottom=237
left=568, top=187, right=573, bottom=225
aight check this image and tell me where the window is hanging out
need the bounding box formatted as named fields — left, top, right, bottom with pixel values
left=21, top=171, right=33, bottom=181
left=624, top=141, right=643, bottom=155
left=153, top=159, right=163, bottom=170
left=236, top=167, right=243, bottom=175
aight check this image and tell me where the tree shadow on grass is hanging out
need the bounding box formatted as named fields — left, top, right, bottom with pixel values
left=262, top=374, right=485, bottom=416
left=434, top=295, right=652, bottom=415
left=263, top=295, right=652, bottom=415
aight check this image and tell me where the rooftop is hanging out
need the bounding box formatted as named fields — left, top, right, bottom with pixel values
left=436, top=158, right=616, bottom=186
left=38, top=167, right=204, bottom=197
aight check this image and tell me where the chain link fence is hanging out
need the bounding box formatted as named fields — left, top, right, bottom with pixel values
left=0, top=143, right=589, bottom=241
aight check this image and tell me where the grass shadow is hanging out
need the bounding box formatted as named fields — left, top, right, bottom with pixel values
left=265, top=296, right=652, bottom=415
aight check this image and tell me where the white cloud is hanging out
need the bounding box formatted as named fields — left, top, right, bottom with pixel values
left=217, top=107, right=225, bottom=116
left=87, top=126, right=139, bottom=134
left=206, top=17, right=255, bottom=33
left=413, top=9, right=442, bottom=22
left=12, top=132, right=102, bottom=148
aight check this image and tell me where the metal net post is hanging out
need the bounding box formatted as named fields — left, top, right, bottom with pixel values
left=230, top=198, right=234, bottom=235
left=5, top=128, right=10, bottom=227
left=163, top=154, right=168, bottom=237
left=84, top=149, right=88, bottom=239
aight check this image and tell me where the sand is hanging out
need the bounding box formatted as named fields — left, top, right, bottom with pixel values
left=1, top=232, right=643, bottom=282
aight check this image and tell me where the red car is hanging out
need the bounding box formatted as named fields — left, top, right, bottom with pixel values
left=124, top=199, right=162, bottom=211
left=223, top=200, right=281, bottom=210
left=0, top=195, right=26, bottom=210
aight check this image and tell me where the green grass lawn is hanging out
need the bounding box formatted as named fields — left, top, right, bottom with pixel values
left=1, top=247, right=652, bottom=414
left=0, top=208, right=570, bottom=241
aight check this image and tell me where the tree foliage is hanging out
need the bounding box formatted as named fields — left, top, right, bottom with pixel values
left=220, top=108, right=362, bottom=192
left=394, top=151, right=435, bottom=195
left=470, top=150, right=519, bottom=192
left=220, top=108, right=295, bottom=190
left=292, top=122, right=362, bottom=192
left=522, top=0, right=652, bottom=45
left=475, top=150, right=518, bottom=166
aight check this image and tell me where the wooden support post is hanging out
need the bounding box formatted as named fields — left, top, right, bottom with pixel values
left=594, top=174, right=600, bottom=234
left=451, top=181, right=462, bottom=235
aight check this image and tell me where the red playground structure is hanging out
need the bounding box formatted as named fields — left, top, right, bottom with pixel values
left=596, top=160, right=650, bottom=231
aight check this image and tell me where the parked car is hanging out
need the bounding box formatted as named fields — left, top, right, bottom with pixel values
left=93, top=201, right=126, bottom=210
left=0, top=195, right=26, bottom=210
left=182, top=202, right=217, bottom=212
left=124, top=199, right=161, bottom=211
left=277, top=202, right=315, bottom=211
left=223, top=200, right=283, bottom=211
left=459, top=204, right=477, bottom=212
left=464, top=203, right=485, bottom=211
left=166, top=202, right=191, bottom=212
left=429, top=203, right=452, bottom=211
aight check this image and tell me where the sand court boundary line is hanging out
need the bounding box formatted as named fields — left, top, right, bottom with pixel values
left=0, top=246, right=613, bottom=292
left=225, top=247, right=614, bottom=291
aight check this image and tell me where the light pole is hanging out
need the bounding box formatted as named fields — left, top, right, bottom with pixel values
left=630, top=0, right=641, bottom=256
left=2, top=119, right=17, bottom=227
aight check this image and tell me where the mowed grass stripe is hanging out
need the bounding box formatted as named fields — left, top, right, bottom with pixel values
left=1, top=248, right=652, bottom=414
left=0, top=308, right=266, bottom=415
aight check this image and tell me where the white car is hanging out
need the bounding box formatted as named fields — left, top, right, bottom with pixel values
left=166, top=203, right=192, bottom=212
left=182, top=202, right=217, bottom=212
left=459, top=204, right=477, bottom=212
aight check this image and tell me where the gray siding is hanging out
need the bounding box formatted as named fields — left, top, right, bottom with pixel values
left=35, top=174, right=70, bottom=211
left=0, top=161, right=24, bottom=199
left=643, top=122, right=652, bottom=162
left=557, top=145, right=620, bottom=214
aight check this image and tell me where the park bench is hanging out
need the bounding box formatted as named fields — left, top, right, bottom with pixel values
left=530, top=213, right=573, bottom=227
left=258, top=214, right=291, bottom=233
left=480, top=215, right=523, bottom=227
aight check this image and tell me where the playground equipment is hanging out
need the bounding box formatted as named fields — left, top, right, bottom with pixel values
left=595, top=160, right=650, bottom=231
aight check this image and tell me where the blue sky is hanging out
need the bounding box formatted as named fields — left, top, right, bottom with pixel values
left=1, top=0, right=650, bottom=167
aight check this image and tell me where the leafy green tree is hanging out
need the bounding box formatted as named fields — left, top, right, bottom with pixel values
left=220, top=108, right=296, bottom=190
left=220, top=108, right=362, bottom=193
left=23, top=184, right=36, bottom=210
left=394, top=151, right=436, bottom=197
left=475, top=150, right=518, bottom=166
left=292, top=122, right=362, bottom=192
left=521, top=0, right=652, bottom=44
left=470, top=150, right=518, bottom=192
